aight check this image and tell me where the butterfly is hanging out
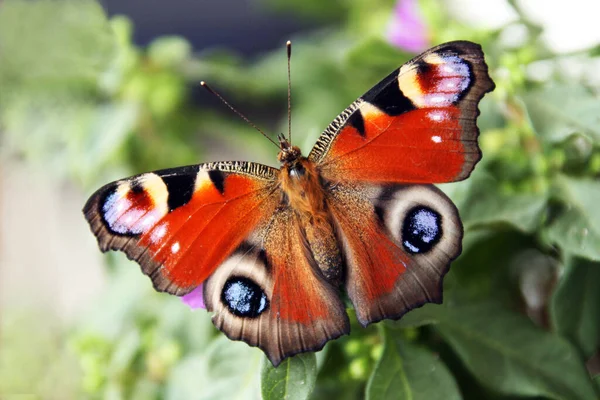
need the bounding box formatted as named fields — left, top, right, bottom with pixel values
left=83, top=41, right=494, bottom=366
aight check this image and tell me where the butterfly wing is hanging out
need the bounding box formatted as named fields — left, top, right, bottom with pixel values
left=84, top=162, right=349, bottom=365
left=312, top=41, right=493, bottom=326
left=83, top=161, right=280, bottom=295
left=203, top=207, right=350, bottom=366
left=310, top=41, right=494, bottom=184
left=326, top=182, right=461, bottom=326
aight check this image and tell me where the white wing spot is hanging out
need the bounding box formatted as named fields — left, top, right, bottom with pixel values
left=141, top=215, right=156, bottom=228
left=151, top=223, right=168, bottom=243
left=432, top=136, right=442, bottom=143
left=171, top=242, right=180, bottom=254
left=429, top=95, right=448, bottom=105
left=428, top=110, right=447, bottom=122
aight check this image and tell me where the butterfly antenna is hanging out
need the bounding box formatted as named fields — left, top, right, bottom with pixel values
left=286, top=40, right=292, bottom=144
left=200, top=81, right=280, bottom=148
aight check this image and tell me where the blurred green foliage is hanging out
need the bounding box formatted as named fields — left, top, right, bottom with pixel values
left=1, top=0, right=599, bottom=399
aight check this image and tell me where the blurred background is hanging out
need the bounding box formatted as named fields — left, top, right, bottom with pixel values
left=1, top=0, right=599, bottom=399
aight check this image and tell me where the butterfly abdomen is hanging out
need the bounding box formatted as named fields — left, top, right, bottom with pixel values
left=304, top=221, right=344, bottom=287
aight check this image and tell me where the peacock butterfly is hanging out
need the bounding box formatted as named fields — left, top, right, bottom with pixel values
left=83, top=41, right=494, bottom=366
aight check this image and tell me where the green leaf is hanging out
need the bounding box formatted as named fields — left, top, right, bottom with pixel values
left=523, top=84, right=600, bottom=143
left=130, top=378, right=160, bottom=400
left=453, top=170, right=547, bottom=233
left=0, top=0, right=115, bottom=89
left=366, top=330, right=461, bottom=400
left=2, top=91, right=138, bottom=184
left=260, top=0, right=348, bottom=20
left=346, top=37, right=411, bottom=81
left=167, top=336, right=262, bottom=400
left=148, top=36, right=192, bottom=68
left=389, top=303, right=441, bottom=329
left=434, top=303, right=597, bottom=400
left=551, top=257, right=600, bottom=358
left=0, top=0, right=136, bottom=184
left=107, top=330, right=141, bottom=377
left=0, top=312, right=81, bottom=397
left=545, top=176, right=600, bottom=261
left=261, top=353, right=317, bottom=400
left=78, top=263, right=155, bottom=340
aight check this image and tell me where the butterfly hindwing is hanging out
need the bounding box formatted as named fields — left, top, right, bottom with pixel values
left=310, top=41, right=494, bottom=184
left=204, top=207, right=350, bottom=366
left=326, top=182, right=462, bottom=326
left=83, top=162, right=280, bottom=295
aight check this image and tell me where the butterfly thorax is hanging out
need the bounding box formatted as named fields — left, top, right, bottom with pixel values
left=278, top=145, right=327, bottom=223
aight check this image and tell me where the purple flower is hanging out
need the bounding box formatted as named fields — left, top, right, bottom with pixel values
left=181, top=284, right=206, bottom=309
left=387, top=0, right=429, bottom=53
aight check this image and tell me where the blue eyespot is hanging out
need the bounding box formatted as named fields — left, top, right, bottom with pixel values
left=402, top=206, right=442, bottom=254
left=221, top=277, right=269, bottom=318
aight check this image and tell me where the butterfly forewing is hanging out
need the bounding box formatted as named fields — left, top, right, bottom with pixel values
left=310, top=41, right=494, bottom=184
left=83, top=161, right=280, bottom=295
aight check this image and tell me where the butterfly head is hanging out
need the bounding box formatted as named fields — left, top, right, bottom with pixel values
left=277, top=134, right=302, bottom=166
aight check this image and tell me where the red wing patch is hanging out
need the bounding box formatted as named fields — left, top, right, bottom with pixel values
left=322, top=105, right=468, bottom=183
left=83, top=162, right=279, bottom=295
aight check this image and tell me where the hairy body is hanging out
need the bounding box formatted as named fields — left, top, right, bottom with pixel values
left=277, top=139, right=344, bottom=286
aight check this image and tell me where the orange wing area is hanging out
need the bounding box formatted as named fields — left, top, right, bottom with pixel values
left=321, top=105, right=469, bottom=183
left=204, top=208, right=350, bottom=366
left=310, top=41, right=494, bottom=185
left=334, top=205, right=408, bottom=300
left=266, top=210, right=343, bottom=323
left=327, top=184, right=408, bottom=326
left=83, top=162, right=279, bottom=296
